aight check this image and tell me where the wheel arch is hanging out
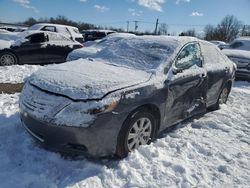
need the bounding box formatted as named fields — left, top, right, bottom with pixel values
left=127, top=103, right=161, bottom=136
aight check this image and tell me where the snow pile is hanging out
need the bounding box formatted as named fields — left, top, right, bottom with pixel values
left=0, top=81, right=249, bottom=187
left=0, top=39, right=12, bottom=50
left=0, top=31, right=19, bottom=41
left=0, top=65, right=42, bottom=83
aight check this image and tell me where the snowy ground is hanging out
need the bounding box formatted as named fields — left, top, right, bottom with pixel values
left=0, top=81, right=249, bottom=188
left=0, top=65, right=42, bottom=83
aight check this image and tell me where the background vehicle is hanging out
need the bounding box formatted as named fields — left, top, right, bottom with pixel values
left=0, top=31, right=83, bottom=66
left=28, top=23, right=84, bottom=43
left=222, top=37, right=250, bottom=80
left=82, top=29, right=116, bottom=42
left=20, top=34, right=235, bottom=158
left=209, top=40, right=228, bottom=50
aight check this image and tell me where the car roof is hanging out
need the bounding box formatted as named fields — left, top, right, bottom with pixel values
left=29, top=23, right=79, bottom=30
left=82, top=29, right=116, bottom=33
left=17, top=30, right=70, bottom=39
left=105, top=33, right=200, bottom=46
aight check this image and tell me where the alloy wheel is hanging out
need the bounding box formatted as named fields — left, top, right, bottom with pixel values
left=127, top=117, right=152, bottom=151
left=0, top=53, right=16, bottom=66
left=219, top=87, right=229, bottom=104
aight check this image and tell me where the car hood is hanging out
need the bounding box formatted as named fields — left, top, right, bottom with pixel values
left=222, top=49, right=250, bottom=60
left=29, top=59, right=152, bottom=100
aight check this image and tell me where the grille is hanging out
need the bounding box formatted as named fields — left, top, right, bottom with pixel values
left=20, top=83, right=70, bottom=118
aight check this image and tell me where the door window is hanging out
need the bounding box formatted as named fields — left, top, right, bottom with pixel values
left=28, top=33, right=46, bottom=43
left=175, top=43, right=202, bottom=70
left=41, top=26, right=56, bottom=32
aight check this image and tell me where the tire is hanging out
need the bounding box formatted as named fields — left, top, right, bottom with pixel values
left=209, top=84, right=230, bottom=110
left=0, top=51, right=18, bottom=66
left=116, top=110, right=156, bottom=158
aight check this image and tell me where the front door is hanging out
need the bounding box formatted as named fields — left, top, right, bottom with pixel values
left=164, top=42, right=207, bottom=126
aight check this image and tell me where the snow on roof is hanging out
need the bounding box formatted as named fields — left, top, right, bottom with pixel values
left=234, top=37, right=250, bottom=41
left=69, top=33, right=200, bottom=71
left=28, top=23, right=79, bottom=30
left=223, top=49, right=250, bottom=59
left=82, top=29, right=116, bottom=33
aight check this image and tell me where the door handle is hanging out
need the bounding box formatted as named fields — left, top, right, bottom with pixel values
left=200, top=73, right=206, bottom=78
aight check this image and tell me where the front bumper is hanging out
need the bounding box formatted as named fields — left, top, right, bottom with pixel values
left=20, top=109, right=127, bottom=157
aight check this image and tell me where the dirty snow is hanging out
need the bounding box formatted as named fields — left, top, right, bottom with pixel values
left=0, top=81, right=249, bottom=188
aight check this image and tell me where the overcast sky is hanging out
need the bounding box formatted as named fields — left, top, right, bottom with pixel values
left=0, top=0, right=250, bottom=34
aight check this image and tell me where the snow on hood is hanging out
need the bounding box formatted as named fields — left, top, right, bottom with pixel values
left=0, top=39, right=12, bottom=50
left=28, top=59, right=152, bottom=100
left=222, top=49, right=250, bottom=60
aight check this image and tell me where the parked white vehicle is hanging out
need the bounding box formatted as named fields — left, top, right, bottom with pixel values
left=27, top=23, right=83, bottom=43
left=209, top=40, right=228, bottom=50
left=222, top=37, right=250, bottom=80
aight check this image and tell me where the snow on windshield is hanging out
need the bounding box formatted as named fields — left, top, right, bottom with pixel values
left=85, top=36, right=179, bottom=71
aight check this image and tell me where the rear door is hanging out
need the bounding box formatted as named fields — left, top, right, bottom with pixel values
left=200, top=42, right=232, bottom=107
left=164, top=42, right=207, bottom=126
left=43, top=32, right=76, bottom=63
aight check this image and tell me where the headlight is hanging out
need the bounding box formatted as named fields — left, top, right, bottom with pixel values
left=52, top=97, right=120, bottom=127
left=88, top=100, right=119, bottom=114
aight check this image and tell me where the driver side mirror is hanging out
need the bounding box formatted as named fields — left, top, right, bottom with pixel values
left=172, top=67, right=183, bottom=75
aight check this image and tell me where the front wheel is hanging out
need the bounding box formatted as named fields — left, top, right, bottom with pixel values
left=0, top=51, right=18, bottom=66
left=116, top=110, right=156, bottom=158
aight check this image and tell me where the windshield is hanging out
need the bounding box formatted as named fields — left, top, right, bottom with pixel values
left=84, top=36, right=178, bottom=71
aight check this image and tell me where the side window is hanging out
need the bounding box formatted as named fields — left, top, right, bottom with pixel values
left=41, top=26, right=56, bottom=32
left=230, top=41, right=243, bottom=49
left=175, top=43, right=202, bottom=70
left=28, top=33, right=45, bottom=43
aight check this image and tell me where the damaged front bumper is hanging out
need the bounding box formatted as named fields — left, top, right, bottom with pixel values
left=20, top=108, right=127, bottom=157
left=19, top=82, right=128, bottom=157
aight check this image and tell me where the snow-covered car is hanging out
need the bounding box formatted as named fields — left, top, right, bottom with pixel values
left=27, top=23, right=84, bottom=43
left=209, top=40, right=228, bottom=50
left=222, top=37, right=250, bottom=80
left=19, top=34, right=235, bottom=158
left=82, top=29, right=116, bottom=42
left=0, top=31, right=83, bottom=66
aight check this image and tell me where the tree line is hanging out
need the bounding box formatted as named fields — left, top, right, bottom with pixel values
left=180, top=15, right=250, bottom=42
left=17, top=15, right=250, bottom=42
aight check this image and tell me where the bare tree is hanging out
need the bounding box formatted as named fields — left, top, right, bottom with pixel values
left=158, top=23, right=168, bottom=35
left=179, top=29, right=196, bottom=37
left=204, top=24, right=215, bottom=41
left=241, top=25, right=250, bottom=36
left=216, top=15, right=242, bottom=42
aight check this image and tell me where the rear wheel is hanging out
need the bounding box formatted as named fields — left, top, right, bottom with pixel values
left=116, top=110, right=156, bottom=158
left=218, top=87, right=229, bottom=104
left=209, top=84, right=230, bottom=110
left=0, top=52, right=18, bottom=66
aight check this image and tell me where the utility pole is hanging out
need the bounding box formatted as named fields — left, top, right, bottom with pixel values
left=127, top=21, right=129, bottom=32
left=154, top=18, right=159, bottom=35
left=134, top=21, right=138, bottom=32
